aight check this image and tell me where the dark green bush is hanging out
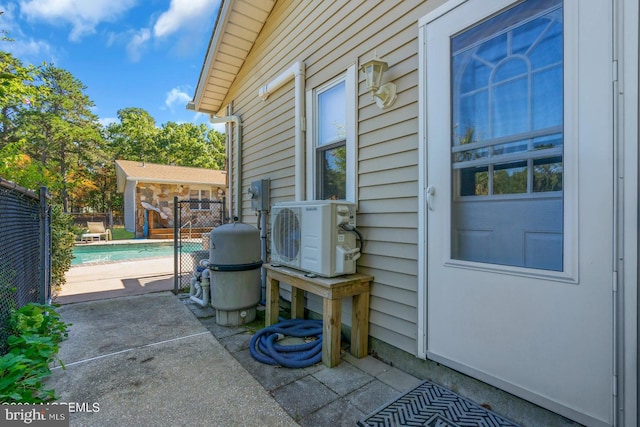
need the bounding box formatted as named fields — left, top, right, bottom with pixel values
left=0, top=303, right=70, bottom=403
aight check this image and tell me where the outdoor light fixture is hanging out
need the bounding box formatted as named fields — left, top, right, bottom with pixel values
left=360, top=53, right=397, bottom=109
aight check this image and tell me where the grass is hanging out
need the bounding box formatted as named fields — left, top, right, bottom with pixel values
left=111, top=227, right=135, bottom=240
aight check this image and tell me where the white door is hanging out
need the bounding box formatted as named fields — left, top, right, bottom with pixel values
left=422, top=0, right=615, bottom=426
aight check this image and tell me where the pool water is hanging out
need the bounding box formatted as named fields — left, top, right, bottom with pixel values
left=72, top=242, right=191, bottom=266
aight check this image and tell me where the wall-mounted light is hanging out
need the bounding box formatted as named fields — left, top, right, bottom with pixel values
left=360, top=53, right=397, bottom=109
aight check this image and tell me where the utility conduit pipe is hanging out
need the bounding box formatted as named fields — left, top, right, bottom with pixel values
left=210, top=115, right=242, bottom=221
left=258, top=61, right=306, bottom=201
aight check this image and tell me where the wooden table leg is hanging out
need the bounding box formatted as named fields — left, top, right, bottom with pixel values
left=290, top=287, right=305, bottom=319
left=265, top=275, right=280, bottom=326
left=322, top=298, right=342, bottom=367
left=351, top=291, right=370, bottom=358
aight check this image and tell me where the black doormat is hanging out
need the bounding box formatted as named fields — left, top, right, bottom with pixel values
left=358, top=380, right=521, bottom=427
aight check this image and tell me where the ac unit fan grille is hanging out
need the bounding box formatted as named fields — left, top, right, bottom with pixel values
left=274, top=208, right=300, bottom=262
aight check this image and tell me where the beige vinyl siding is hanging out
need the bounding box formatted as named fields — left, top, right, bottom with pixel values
left=216, top=0, right=443, bottom=355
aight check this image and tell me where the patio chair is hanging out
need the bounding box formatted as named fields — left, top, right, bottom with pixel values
left=81, top=221, right=112, bottom=242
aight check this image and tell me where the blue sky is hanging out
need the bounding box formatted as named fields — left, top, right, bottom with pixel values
left=0, top=0, right=224, bottom=130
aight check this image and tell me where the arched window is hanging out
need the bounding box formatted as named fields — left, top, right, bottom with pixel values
left=452, top=1, right=563, bottom=197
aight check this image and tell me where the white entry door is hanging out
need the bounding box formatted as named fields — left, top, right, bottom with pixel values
left=422, top=0, right=615, bottom=426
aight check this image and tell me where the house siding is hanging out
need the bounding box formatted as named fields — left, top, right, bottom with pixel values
left=218, top=0, right=446, bottom=355
left=124, top=183, right=136, bottom=233
left=194, top=0, right=640, bottom=424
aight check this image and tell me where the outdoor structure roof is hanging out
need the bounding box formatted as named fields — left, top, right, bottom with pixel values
left=115, top=160, right=227, bottom=192
left=188, top=0, right=276, bottom=116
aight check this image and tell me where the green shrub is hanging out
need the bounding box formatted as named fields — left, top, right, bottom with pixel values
left=51, top=204, right=78, bottom=291
left=0, top=303, right=70, bottom=403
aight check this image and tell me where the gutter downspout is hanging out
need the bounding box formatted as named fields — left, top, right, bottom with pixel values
left=210, top=115, right=242, bottom=221
left=259, top=61, right=306, bottom=201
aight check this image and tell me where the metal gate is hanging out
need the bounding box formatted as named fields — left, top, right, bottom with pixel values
left=173, top=197, right=226, bottom=293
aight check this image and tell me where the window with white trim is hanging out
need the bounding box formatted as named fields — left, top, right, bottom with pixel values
left=189, top=188, right=212, bottom=210
left=452, top=0, right=563, bottom=199
left=307, top=65, right=356, bottom=202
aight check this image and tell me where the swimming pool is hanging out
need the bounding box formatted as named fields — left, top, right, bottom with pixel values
left=72, top=242, right=198, bottom=266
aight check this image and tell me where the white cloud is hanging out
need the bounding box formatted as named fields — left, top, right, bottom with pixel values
left=0, top=2, right=57, bottom=61
left=165, top=87, right=191, bottom=112
left=1, top=2, right=21, bottom=34
left=153, top=0, right=216, bottom=38
left=125, top=28, right=150, bottom=62
left=9, top=38, right=54, bottom=59
left=103, top=0, right=219, bottom=62
left=18, top=0, right=137, bottom=42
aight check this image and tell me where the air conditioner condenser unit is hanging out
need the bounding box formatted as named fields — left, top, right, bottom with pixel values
left=270, top=200, right=361, bottom=277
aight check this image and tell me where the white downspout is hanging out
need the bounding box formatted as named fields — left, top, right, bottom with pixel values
left=210, top=115, right=242, bottom=221
left=258, top=61, right=306, bottom=201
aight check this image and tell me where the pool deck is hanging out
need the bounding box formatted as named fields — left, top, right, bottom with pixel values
left=58, top=240, right=177, bottom=304
left=74, top=238, right=175, bottom=246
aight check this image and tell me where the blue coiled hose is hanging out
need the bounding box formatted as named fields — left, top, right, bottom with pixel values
left=249, top=318, right=323, bottom=368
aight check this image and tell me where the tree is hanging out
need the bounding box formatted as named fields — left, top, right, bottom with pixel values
left=0, top=141, right=52, bottom=191
left=159, top=121, right=226, bottom=169
left=0, top=52, right=45, bottom=146
left=17, top=65, right=103, bottom=212
left=84, top=161, right=120, bottom=213
left=105, top=110, right=226, bottom=170
left=105, top=107, right=160, bottom=163
left=206, top=127, right=226, bottom=170
left=0, top=41, right=76, bottom=290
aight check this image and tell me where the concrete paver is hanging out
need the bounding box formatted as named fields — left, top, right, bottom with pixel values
left=186, top=296, right=422, bottom=426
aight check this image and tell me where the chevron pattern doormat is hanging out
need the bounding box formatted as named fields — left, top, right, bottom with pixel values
left=358, top=380, right=520, bottom=427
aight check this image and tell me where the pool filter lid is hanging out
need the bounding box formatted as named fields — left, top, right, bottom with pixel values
left=209, top=222, right=261, bottom=268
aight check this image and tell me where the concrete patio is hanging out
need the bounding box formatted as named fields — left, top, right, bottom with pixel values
left=50, top=245, right=584, bottom=426
left=49, top=256, right=423, bottom=426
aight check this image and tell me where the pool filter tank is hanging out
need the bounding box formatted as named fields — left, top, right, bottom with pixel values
left=208, top=222, right=262, bottom=326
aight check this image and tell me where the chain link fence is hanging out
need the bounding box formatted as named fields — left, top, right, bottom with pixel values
left=173, top=197, right=226, bottom=293
left=0, top=179, right=51, bottom=354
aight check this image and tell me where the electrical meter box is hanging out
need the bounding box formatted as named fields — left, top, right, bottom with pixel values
left=248, top=179, right=270, bottom=211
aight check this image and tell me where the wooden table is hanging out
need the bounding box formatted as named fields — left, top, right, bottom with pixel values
left=263, top=263, right=373, bottom=367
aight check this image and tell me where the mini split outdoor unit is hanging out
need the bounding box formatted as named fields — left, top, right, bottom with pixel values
left=270, top=200, right=361, bottom=277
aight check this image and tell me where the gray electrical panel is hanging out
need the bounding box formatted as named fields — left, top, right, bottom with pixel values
left=248, top=179, right=270, bottom=211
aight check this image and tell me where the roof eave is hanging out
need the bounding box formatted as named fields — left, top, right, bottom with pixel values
left=190, top=0, right=233, bottom=115
left=115, top=161, right=127, bottom=193
left=188, top=0, right=276, bottom=115
left=126, top=177, right=226, bottom=187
